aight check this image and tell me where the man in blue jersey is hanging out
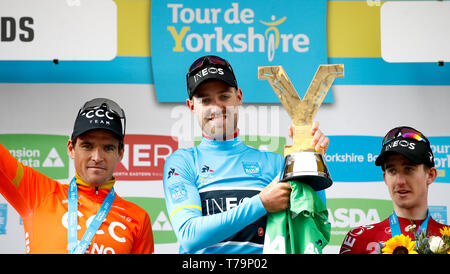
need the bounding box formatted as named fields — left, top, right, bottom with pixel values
left=163, top=55, right=329, bottom=254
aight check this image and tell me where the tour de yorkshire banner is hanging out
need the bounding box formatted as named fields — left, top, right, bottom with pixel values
left=150, top=0, right=329, bottom=103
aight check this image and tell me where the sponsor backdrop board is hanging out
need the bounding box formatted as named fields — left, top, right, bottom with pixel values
left=0, top=0, right=449, bottom=254
left=114, top=134, right=178, bottom=181
left=0, top=0, right=117, bottom=61
left=0, top=134, right=69, bottom=179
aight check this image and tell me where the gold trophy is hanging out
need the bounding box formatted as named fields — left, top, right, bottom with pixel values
left=258, top=64, right=344, bottom=190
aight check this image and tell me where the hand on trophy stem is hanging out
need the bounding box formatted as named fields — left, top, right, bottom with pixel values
left=288, top=121, right=329, bottom=154
left=259, top=175, right=292, bottom=213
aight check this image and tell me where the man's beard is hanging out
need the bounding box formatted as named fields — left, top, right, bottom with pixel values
left=199, top=106, right=239, bottom=140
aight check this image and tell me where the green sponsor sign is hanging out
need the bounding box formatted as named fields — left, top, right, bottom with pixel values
left=195, top=135, right=286, bottom=155
left=123, top=197, right=177, bottom=244
left=327, top=198, right=393, bottom=246
left=0, top=134, right=69, bottom=179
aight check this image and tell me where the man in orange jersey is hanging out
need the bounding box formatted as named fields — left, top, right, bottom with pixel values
left=0, top=98, right=154, bottom=254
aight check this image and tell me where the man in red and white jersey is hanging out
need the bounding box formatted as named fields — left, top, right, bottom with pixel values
left=340, top=126, right=448, bottom=254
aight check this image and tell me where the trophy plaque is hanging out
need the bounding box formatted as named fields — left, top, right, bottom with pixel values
left=258, top=64, right=344, bottom=190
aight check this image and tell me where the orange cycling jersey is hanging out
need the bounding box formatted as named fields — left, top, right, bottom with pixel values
left=0, top=143, right=154, bottom=254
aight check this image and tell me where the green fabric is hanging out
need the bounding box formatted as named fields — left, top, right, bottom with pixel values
left=263, top=181, right=331, bottom=254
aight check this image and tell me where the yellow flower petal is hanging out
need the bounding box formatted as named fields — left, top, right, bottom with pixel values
left=383, top=234, right=417, bottom=254
left=440, top=226, right=450, bottom=237
left=382, top=246, right=394, bottom=254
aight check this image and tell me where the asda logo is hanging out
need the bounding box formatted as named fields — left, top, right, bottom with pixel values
left=326, top=198, right=393, bottom=246
left=0, top=134, right=69, bottom=179
left=329, top=208, right=380, bottom=229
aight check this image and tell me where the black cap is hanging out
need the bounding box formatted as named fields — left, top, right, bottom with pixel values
left=375, top=126, right=434, bottom=169
left=71, top=98, right=125, bottom=141
left=186, top=55, right=238, bottom=99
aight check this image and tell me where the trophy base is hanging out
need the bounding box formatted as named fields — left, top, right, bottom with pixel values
left=280, top=151, right=332, bottom=191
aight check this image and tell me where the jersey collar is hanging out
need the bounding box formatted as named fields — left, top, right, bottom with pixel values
left=75, top=173, right=115, bottom=190
left=199, top=135, right=248, bottom=155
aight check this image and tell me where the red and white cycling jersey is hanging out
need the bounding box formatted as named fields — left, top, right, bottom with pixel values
left=339, top=215, right=448, bottom=254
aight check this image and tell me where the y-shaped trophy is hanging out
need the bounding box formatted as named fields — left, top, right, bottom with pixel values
left=258, top=64, right=344, bottom=190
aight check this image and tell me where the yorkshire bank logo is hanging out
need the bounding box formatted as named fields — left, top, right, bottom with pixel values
left=167, top=3, right=309, bottom=62
left=325, top=135, right=450, bottom=183
left=151, top=0, right=328, bottom=103
left=114, top=134, right=178, bottom=181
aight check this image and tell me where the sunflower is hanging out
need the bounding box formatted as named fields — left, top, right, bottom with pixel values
left=382, top=234, right=418, bottom=254
left=440, top=227, right=450, bottom=254
left=440, top=226, right=450, bottom=237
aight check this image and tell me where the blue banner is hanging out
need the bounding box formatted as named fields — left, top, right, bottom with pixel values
left=0, top=204, right=6, bottom=235
left=151, top=0, right=329, bottom=103
left=326, top=136, right=450, bottom=183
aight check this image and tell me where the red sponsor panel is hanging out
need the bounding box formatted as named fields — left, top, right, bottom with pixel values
left=114, top=135, right=178, bottom=180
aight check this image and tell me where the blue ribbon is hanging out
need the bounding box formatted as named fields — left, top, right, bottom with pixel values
left=67, top=177, right=116, bottom=254
left=389, top=210, right=431, bottom=237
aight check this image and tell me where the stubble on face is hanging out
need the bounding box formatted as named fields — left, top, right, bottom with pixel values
left=190, top=80, right=242, bottom=140
left=383, top=154, right=434, bottom=218
left=68, top=130, right=123, bottom=187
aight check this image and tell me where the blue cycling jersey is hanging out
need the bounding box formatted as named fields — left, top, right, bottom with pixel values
left=163, top=136, right=325, bottom=254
